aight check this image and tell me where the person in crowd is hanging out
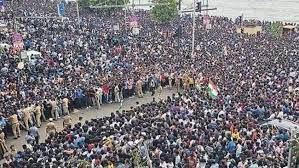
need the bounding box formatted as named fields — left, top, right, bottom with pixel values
left=62, top=97, right=70, bottom=115
left=175, top=75, right=181, bottom=92
left=114, top=84, right=121, bottom=103
left=8, top=113, right=20, bottom=139
left=0, top=0, right=298, bottom=167
left=95, top=88, right=103, bottom=109
left=28, top=124, right=39, bottom=145
left=50, top=98, right=58, bottom=120
left=149, top=78, right=156, bottom=96
left=34, top=102, right=42, bottom=128
left=63, top=115, right=72, bottom=128
left=22, top=105, right=31, bottom=131
left=45, top=118, right=56, bottom=137
left=0, top=129, right=8, bottom=158
left=136, top=79, right=144, bottom=98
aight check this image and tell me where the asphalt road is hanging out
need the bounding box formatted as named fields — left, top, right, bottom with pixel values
left=3, top=89, right=176, bottom=156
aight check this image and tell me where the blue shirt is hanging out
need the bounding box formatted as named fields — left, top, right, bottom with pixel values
left=75, top=89, right=84, bottom=98
left=227, top=141, right=236, bottom=153
left=74, top=137, right=85, bottom=147
left=0, top=118, right=7, bottom=128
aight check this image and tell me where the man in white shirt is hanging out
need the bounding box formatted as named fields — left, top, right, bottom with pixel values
left=95, top=88, right=102, bottom=109
left=114, top=85, right=120, bottom=103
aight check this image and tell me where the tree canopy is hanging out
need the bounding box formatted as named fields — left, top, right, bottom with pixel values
left=268, top=21, right=283, bottom=38
left=150, top=0, right=178, bottom=23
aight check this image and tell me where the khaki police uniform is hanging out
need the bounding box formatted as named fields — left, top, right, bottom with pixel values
left=35, top=105, right=42, bottom=127
left=46, top=121, right=56, bottom=136
left=9, top=114, right=20, bottom=138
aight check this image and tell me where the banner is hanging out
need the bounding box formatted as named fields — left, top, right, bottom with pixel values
left=0, top=0, right=4, bottom=12
left=11, top=33, right=24, bottom=52
left=130, top=16, right=138, bottom=28
left=132, top=27, right=140, bottom=35
left=57, top=1, right=65, bottom=17
left=203, top=15, right=212, bottom=30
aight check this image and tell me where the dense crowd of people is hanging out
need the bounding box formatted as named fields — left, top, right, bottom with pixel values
left=0, top=0, right=298, bottom=167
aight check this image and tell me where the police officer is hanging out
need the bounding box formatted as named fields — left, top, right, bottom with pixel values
left=9, top=112, right=20, bottom=139
left=22, top=106, right=31, bottom=131
left=46, top=118, right=56, bottom=137
left=34, top=102, right=42, bottom=128
left=63, top=115, right=72, bottom=128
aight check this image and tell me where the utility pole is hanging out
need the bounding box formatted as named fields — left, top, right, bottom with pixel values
left=177, top=0, right=182, bottom=50
left=184, top=0, right=216, bottom=58
left=76, top=0, right=80, bottom=26
left=288, top=128, right=297, bottom=168
left=90, top=0, right=170, bottom=35
left=191, top=0, right=196, bottom=58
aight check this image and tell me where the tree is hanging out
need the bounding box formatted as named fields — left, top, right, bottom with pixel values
left=269, top=21, right=283, bottom=38
left=77, top=0, right=92, bottom=7
left=150, top=0, right=178, bottom=23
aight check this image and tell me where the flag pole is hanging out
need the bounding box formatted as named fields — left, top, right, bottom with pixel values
left=76, top=0, right=80, bottom=26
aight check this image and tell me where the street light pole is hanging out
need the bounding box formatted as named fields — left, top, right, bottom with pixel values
left=191, top=0, right=196, bottom=58
left=76, top=0, right=80, bottom=26
left=288, top=129, right=295, bottom=168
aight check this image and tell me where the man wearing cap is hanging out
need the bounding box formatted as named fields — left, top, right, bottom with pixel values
left=46, top=118, right=56, bottom=137
left=9, top=112, right=20, bottom=139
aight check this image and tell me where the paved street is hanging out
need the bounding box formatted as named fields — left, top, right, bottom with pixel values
left=4, top=89, right=175, bottom=153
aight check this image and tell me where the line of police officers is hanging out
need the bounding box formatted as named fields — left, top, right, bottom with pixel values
left=7, top=97, right=70, bottom=139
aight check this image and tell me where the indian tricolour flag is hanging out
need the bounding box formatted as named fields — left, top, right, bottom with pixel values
left=207, top=81, right=219, bottom=99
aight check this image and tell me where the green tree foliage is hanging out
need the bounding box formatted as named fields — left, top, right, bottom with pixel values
left=150, top=0, right=178, bottom=23
left=77, top=0, right=91, bottom=7
left=269, top=21, right=283, bottom=38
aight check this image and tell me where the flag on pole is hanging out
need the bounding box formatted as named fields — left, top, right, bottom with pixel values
left=207, top=81, right=219, bottom=99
